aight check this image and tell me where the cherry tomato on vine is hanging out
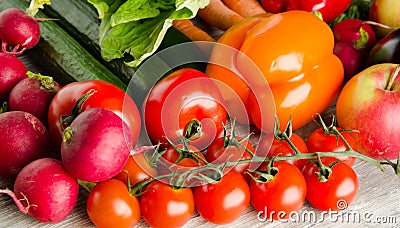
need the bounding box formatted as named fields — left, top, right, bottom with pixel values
left=302, top=157, right=359, bottom=211
left=158, top=143, right=206, bottom=177
left=114, top=153, right=158, bottom=187
left=48, top=80, right=141, bottom=151
left=193, top=170, right=250, bottom=224
left=140, top=180, right=195, bottom=228
left=249, top=162, right=307, bottom=220
left=306, top=127, right=357, bottom=167
left=257, top=132, right=308, bottom=171
left=142, top=68, right=227, bottom=150
left=86, top=179, right=141, bottom=228
left=206, top=135, right=254, bottom=177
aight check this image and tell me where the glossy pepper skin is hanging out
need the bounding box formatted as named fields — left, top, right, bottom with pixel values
left=206, top=11, right=344, bottom=132
left=261, top=0, right=352, bottom=23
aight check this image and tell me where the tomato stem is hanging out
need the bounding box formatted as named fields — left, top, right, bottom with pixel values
left=60, top=89, right=97, bottom=130
left=184, top=119, right=202, bottom=141
left=133, top=115, right=400, bottom=189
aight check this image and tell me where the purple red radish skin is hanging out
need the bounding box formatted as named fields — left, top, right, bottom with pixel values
left=0, top=53, right=27, bottom=101
left=0, top=111, right=50, bottom=178
left=332, top=18, right=377, bottom=51
left=61, top=108, right=132, bottom=182
left=0, top=158, right=79, bottom=224
left=0, top=8, right=40, bottom=54
left=334, top=42, right=368, bottom=82
left=8, top=74, right=61, bottom=125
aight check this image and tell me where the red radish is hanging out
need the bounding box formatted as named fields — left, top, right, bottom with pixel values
left=0, top=111, right=50, bottom=178
left=332, top=19, right=377, bottom=51
left=0, top=53, right=27, bottom=101
left=8, top=72, right=61, bottom=125
left=61, top=108, right=132, bottom=182
left=0, top=158, right=79, bottom=224
left=0, top=0, right=50, bottom=54
left=334, top=41, right=368, bottom=82
left=0, top=8, right=40, bottom=54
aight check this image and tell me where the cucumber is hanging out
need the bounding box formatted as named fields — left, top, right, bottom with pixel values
left=39, top=0, right=200, bottom=102
left=0, top=0, right=127, bottom=90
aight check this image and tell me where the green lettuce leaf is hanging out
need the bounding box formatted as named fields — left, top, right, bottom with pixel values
left=88, top=0, right=209, bottom=68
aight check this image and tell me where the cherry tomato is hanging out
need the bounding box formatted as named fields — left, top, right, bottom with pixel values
left=162, top=143, right=206, bottom=166
left=114, top=153, right=158, bottom=187
left=206, top=135, right=254, bottom=177
left=303, top=157, right=359, bottom=211
left=258, top=132, right=308, bottom=171
left=48, top=80, right=141, bottom=151
left=86, top=179, right=141, bottom=228
left=140, top=181, right=195, bottom=228
left=306, top=127, right=357, bottom=167
left=193, top=170, right=250, bottom=224
left=158, top=143, right=207, bottom=185
left=249, top=162, right=306, bottom=220
left=143, top=68, right=227, bottom=150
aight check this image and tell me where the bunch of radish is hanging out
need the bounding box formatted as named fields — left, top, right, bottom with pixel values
left=0, top=1, right=139, bottom=224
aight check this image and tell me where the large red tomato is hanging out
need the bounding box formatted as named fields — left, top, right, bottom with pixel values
left=48, top=80, right=141, bottom=151
left=143, top=68, right=227, bottom=150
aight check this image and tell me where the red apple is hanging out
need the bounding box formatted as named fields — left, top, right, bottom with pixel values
left=336, top=63, right=400, bottom=160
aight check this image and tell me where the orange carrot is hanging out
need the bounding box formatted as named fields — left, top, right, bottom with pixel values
left=222, top=0, right=267, bottom=18
left=172, top=19, right=216, bottom=42
left=198, top=0, right=244, bottom=30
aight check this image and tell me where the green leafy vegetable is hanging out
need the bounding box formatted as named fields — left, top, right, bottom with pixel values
left=88, top=0, right=209, bottom=68
left=330, top=0, right=374, bottom=26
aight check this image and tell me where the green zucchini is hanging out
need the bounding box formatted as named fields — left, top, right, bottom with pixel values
left=0, top=0, right=126, bottom=90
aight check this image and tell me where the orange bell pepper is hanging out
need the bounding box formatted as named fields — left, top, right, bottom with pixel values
left=206, top=10, right=344, bottom=132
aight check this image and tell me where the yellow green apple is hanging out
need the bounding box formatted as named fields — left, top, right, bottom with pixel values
left=369, top=0, right=400, bottom=38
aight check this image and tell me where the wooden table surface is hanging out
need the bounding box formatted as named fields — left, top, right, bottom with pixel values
left=0, top=39, right=399, bottom=228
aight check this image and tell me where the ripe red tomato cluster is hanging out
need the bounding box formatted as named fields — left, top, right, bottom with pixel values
left=82, top=68, right=360, bottom=227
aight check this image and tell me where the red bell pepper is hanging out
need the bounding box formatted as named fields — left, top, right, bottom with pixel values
left=260, top=0, right=352, bottom=23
